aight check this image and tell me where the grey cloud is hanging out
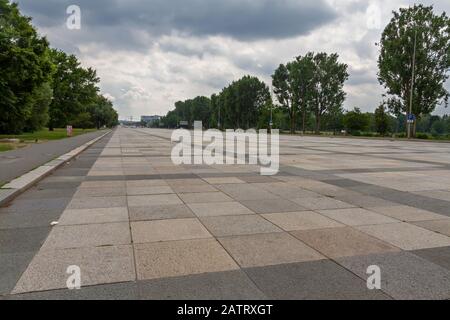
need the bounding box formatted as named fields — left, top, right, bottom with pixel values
left=18, top=0, right=337, bottom=44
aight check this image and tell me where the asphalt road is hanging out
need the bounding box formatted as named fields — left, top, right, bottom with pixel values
left=0, top=130, right=109, bottom=185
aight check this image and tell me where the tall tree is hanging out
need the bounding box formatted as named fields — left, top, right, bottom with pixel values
left=310, top=53, right=349, bottom=134
left=374, top=104, right=391, bottom=136
left=0, top=0, right=53, bottom=133
left=378, top=5, right=450, bottom=136
left=272, top=64, right=296, bottom=133
left=48, top=49, right=100, bottom=129
left=290, top=53, right=316, bottom=133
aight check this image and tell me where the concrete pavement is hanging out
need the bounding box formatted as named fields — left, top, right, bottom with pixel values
left=1, top=127, right=450, bottom=299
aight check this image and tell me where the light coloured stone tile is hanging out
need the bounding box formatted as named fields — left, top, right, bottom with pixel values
left=131, top=218, right=212, bottom=243
left=134, top=239, right=238, bottom=280
left=200, top=215, right=282, bottom=237
left=13, top=245, right=135, bottom=294
left=59, top=207, right=129, bottom=225
left=262, top=211, right=344, bottom=231
left=126, top=186, right=174, bottom=195
left=187, top=201, right=254, bottom=217
left=412, top=220, right=450, bottom=237
left=368, top=206, right=450, bottom=222
left=203, top=177, right=245, bottom=185
left=127, top=194, right=183, bottom=207
left=178, top=192, right=233, bottom=204
left=218, top=233, right=324, bottom=268
left=357, top=222, right=450, bottom=250
left=319, top=208, right=399, bottom=226
left=42, top=223, right=131, bottom=249
left=291, top=197, right=355, bottom=210
left=292, top=227, right=399, bottom=258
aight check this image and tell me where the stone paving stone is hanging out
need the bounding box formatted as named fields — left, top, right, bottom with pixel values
left=129, top=204, right=194, bottom=221
left=239, top=176, right=278, bottom=183
left=127, top=194, right=183, bottom=207
left=79, top=181, right=126, bottom=189
left=67, top=196, right=127, bottom=210
left=13, top=245, right=135, bottom=294
left=134, top=239, right=238, bottom=280
left=334, top=194, right=397, bottom=208
left=0, top=227, right=51, bottom=254
left=357, top=222, right=450, bottom=250
left=187, top=201, right=254, bottom=217
left=291, top=197, right=355, bottom=210
left=262, top=211, right=344, bottom=231
left=203, top=177, right=245, bottom=185
left=170, top=184, right=217, bottom=194
left=218, top=232, right=324, bottom=268
left=59, top=207, right=129, bottom=225
left=245, top=260, right=390, bottom=300
left=73, top=187, right=126, bottom=198
left=319, top=208, right=399, bottom=226
left=336, top=251, right=450, bottom=300
left=138, top=270, right=267, bottom=300
left=368, top=205, right=450, bottom=222
left=41, top=223, right=131, bottom=249
left=125, top=180, right=168, bottom=188
left=8, top=282, right=138, bottom=300
left=200, top=215, right=282, bottom=237
left=412, top=219, right=450, bottom=237
left=240, top=199, right=306, bottom=214
left=258, top=183, right=322, bottom=199
left=126, top=186, right=174, bottom=196
left=412, top=246, right=450, bottom=271
left=0, top=252, right=34, bottom=295
left=216, top=184, right=279, bottom=201
left=291, top=227, right=399, bottom=259
left=131, top=218, right=212, bottom=243
left=178, top=192, right=233, bottom=204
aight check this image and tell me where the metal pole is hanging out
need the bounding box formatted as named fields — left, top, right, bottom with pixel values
left=408, top=29, right=417, bottom=139
left=269, top=102, right=273, bottom=134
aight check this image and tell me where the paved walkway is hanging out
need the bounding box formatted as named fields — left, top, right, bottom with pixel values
left=0, top=130, right=108, bottom=185
left=1, top=127, right=450, bottom=299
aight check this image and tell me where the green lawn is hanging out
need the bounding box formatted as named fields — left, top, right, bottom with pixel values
left=0, top=128, right=98, bottom=143
left=0, top=143, right=14, bottom=152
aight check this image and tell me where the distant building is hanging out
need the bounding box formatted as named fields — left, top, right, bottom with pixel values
left=141, top=115, right=161, bottom=125
left=141, top=116, right=161, bottom=124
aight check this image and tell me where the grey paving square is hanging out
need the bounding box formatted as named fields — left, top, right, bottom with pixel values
left=0, top=252, right=35, bottom=295
left=245, top=260, right=390, bottom=300
left=240, top=199, right=306, bottom=214
left=218, top=232, right=324, bottom=268
left=0, top=227, right=51, bottom=254
left=138, top=270, right=267, bottom=300
left=200, top=215, right=282, bottom=237
left=411, top=246, right=450, bottom=271
left=129, top=204, right=194, bottom=221
left=337, top=251, right=450, bottom=300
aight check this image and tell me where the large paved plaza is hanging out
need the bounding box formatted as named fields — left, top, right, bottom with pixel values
left=2, top=127, right=450, bottom=299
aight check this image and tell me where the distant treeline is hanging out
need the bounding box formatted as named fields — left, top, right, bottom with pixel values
left=0, top=0, right=118, bottom=134
left=158, top=5, right=450, bottom=138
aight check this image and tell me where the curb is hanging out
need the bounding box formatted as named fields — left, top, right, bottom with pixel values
left=0, top=130, right=112, bottom=207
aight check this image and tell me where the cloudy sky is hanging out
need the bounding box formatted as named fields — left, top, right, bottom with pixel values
left=17, top=0, right=450, bottom=120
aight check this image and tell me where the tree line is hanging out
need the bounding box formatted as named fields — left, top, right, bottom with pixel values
left=0, top=0, right=118, bottom=134
left=159, top=4, right=450, bottom=138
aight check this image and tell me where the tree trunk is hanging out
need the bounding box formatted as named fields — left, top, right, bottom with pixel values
left=315, top=112, right=320, bottom=135
left=302, top=108, right=306, bottom=134
left=290, top=108, right=296, bottom=134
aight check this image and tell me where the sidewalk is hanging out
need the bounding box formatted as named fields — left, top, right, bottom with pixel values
left=0, top=130, right=108, bottom=186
